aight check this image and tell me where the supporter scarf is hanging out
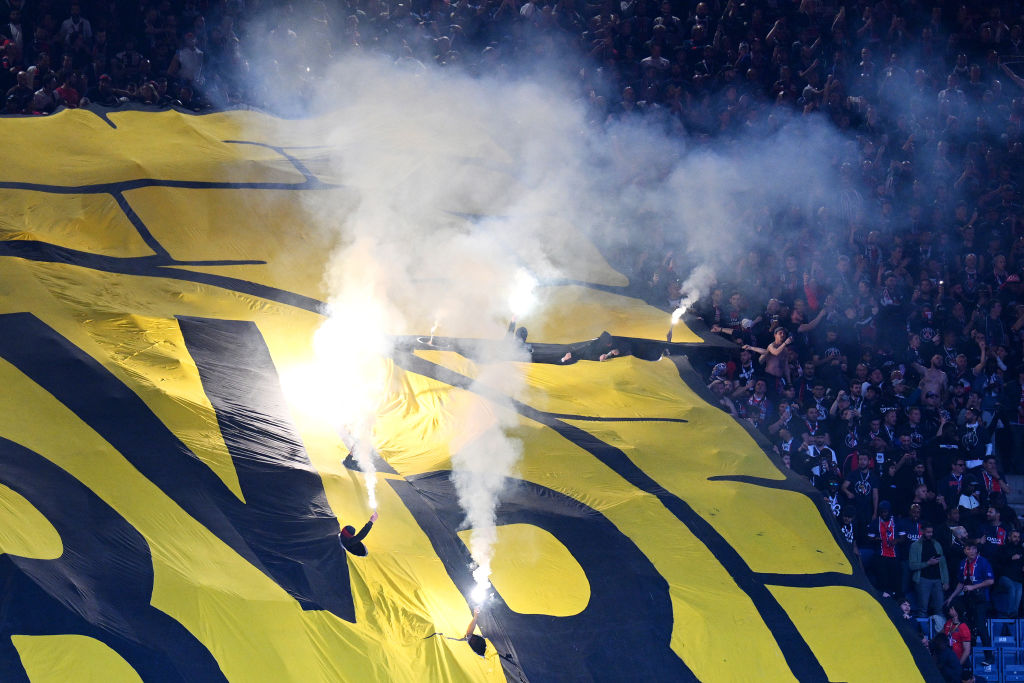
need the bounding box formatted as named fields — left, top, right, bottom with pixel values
left=963, top=558, right=978, bottom=584
left=746, top=394, right=768, bottom=425
left=883, top=425, right=896, bottom=443
left=962, top=424, right=980, bottom=451
left=826, top=493, right=841, bottom=517
left=982, top=471, right=1002, bottom=493
left=739, top=362, right=754, bottom=384
left=984, top=373, right=1002, bottom=398
left=879, top=518, right=896, bottom=558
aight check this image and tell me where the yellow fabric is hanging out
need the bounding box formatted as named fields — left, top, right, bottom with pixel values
left=0, top=190, right=150, bottom=257
left=0, top=484, right=62, bottom=560
left=12, top=635, right=143, bottom=683
left=0, top=110, right=305, bottom=187
left=457, top=525, right=590, bottom=617
left=0, top=110, right=923, bottom=682
left=769, top=586, right=925, bottom=683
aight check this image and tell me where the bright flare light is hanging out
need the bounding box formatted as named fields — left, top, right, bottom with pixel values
left=508, top=269, right=538, bottom=318
left=670, top=295, right=696, bottom=326
left=280, top=308, right=392, bottom=511
left=279, top=362, right=344, bottom=424
left=670, top=305, right=686, bottom=325
left=470, top=563, right=491, bottom=606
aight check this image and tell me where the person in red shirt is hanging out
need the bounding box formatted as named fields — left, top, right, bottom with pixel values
left=55, top=73, right=80, bottom=108
left=942, top=603, right=972, bottom=666
left=867, top=500, right=905, bottom=597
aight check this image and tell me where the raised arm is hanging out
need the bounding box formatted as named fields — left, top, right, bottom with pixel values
left=972, top=340, right=987, bottom=376
left=831, top=5, right=845, bottom=35
left=353, top=511, right=379, bottom=541
left=1001, top=61, right=1024, bottom=90
left=464, top=608, right=480, bottom=638
left=797, top=307, right=827, bottom=333
left=767, top=338, right=794, bottom=356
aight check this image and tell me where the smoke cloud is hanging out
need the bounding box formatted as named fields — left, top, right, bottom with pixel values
left=448, top=357, right=527, bottom=605
left=671, top=264, right=717, bottom=324
left=256, top=45, right=861, bottom=602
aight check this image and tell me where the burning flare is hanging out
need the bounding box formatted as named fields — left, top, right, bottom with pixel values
left=508, top=268, right=538, bottom=318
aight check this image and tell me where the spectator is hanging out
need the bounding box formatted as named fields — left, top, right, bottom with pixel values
left=930, top=637, right=962, bottom=683
left=976, top=505, right=1008, bottom=562
left=843, top=452, right=879, bottom=522
left=946, top=543, right=995, bottom=667
left=867, top=499, right=903, bottom=597
left=30, top=73, right=57, bottom=113
left=85, top=73, right=123, bottom=107
left=57, top=3, right=92, bottom=48
left=940, top=602, right=972, bottom=670
left=742, top=329, right=792, bottom=395
left=167, top=33, right=203, bottom=87
left=55, top=72, right=80, bottom=108
left=996, top=528, right=1024, bottom=618
left=1, top=9, right=24, bottom=53
left=910, top=521, right=948, bottom=629
left=1000, top=366, right=1024, bottom=472
left=5, top=68, right=31, bottom=112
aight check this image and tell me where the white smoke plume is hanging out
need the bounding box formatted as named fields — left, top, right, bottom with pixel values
left=449, top=358, right=527, bottom=606
left=671, top=264, right=718, bottom=325
left=254, top=45, right=856, bottom=604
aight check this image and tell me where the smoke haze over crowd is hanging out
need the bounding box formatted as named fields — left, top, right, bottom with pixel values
left=256, top=46, right=884, bottom=602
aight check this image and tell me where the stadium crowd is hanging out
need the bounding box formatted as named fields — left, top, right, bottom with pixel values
left=4, top=0, right=1024, bottom=678
left=598, top=0, right=1024, bottom=679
